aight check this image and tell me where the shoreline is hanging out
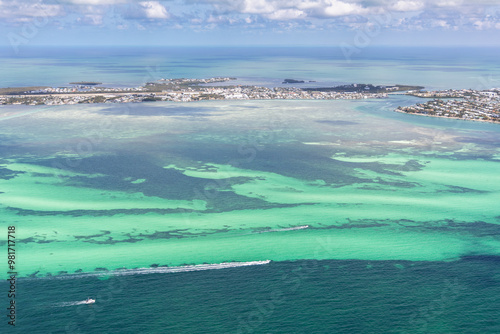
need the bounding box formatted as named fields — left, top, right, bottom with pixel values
left=2, top=78, right=499, bottom=125
left=394, top=109, right=500, bottom=125
left=396, top=87, right=500, bottom=124
left=0, top=78, right=419, bottom=106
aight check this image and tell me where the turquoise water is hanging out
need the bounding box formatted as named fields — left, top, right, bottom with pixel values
left=1, top=47, right=500, bottom=333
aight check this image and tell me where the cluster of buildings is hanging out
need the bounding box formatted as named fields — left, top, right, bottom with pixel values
left=0, top=77, right=389, bottom=105
left=397, top=89, right=500, bottom=122
left=155, top=77, right=235, bottom=85
left=407, top=88, right=499, bottom=99
left=156, top=85, right=388, bottom=102
left=0, top=93, right=158, bottom=106
left=5, top=78, right=498, bottom=125
left=407, top=89, right=468, bottom=98
left=24, top=86, right=144, bottom=95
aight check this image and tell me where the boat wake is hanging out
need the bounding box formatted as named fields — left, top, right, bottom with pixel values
left=257, top=225, right=309, bottom=233
left=47, top=260, right=271, bottom=280
left=53, top=300, right=94, bottom=307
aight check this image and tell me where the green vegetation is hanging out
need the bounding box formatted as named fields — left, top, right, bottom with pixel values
left=393, top=84, right=425, bottom=91
left=196, top=94, right=225, bottom=100
left=142, top=97, right=162, bottom=102
left=304, top=84, right=424, bottom=93
left=283, top=79, right=305, bottom=84
left=0, top=86, right=49, bottom=95
left=69, top=82, right=102, bottom=85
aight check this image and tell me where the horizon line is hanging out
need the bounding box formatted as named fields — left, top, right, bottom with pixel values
left=1, top=44, right=500, bottom=48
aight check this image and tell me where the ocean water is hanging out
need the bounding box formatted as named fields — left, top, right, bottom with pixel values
left=1, top=46, right=500, bottom=89
left=1, top=47, right=500, bottom=333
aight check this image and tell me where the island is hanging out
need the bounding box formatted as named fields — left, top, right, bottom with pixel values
left=397, top=88, right=500, bottom=123
left=69, top=81, right=102, bottom=85
left=282, top=79, right=305, bottom=84
left=304, top=83, right=424, bottom=93
left=1, top=77, right=498, bottom=124
left=0, top=77, right=410, bottom=105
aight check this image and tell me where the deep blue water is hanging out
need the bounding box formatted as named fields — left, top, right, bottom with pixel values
left=2, top=259, right=500, bottom=333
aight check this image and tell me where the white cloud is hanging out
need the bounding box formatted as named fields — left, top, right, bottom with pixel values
left=473, top=20, right=486, bottom=29
left=206, top=15, right=224, bottom=23
left=123, top=1, right=170, bottom=20
left=185, top=0, right=500, bottom=32
left=434, top=0, right=464, bottom=6
left=139, top=1, right=170, bottom=19
left=266, top=8, right=305, bottom=20
left=0, top=1, right=63, bottom=20
left=82, top=14, right=103, bottom=24
left=432, top=19, right=450, bottom=28
left=63, top=0, right=128, bottom=4
left=204, top=0, right=370, bottom=19
left=391, top=1, right=425, bottom=12
left=472, top=16, right=500, bottom=30
left=1, top=0, right=500, bottom=33
left=73, top=4, right=110, bottom=25
left=321, top=0, right=367, bottom=17
left=240, top=0, right=275, bottom=14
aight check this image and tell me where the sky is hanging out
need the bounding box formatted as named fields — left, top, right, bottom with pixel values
left=1, top=0, right=500, bottom=47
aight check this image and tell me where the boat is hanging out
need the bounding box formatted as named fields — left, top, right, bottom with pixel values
left=84, top=297, right=95, bottom=304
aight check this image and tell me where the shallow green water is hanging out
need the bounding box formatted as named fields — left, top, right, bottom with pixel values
left=1, top=99, right=499, bottom=278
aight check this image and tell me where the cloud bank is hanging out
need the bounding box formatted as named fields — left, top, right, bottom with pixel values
left=1, top=0, right=499, bottom=46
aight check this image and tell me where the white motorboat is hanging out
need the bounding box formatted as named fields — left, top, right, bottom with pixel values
left=84, top=298, right=95, bottom=304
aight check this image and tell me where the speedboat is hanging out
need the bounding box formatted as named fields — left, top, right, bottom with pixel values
left=84, top=298, right=95, bottom=304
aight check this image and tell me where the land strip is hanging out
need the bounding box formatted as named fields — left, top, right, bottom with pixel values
left=2, top=78, right=498, bottom=124
left=0, top=77, right=417, bottom=105
left=398, top=89, right=500, bottom=123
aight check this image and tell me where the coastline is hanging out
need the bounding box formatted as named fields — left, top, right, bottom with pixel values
left=2, top=78, right=499, bottom=125
left=0, top=78, right=420, bottom=106
left=394, top=109, right=500, bottom=125
left=396, top=88, right=500, bottom=124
